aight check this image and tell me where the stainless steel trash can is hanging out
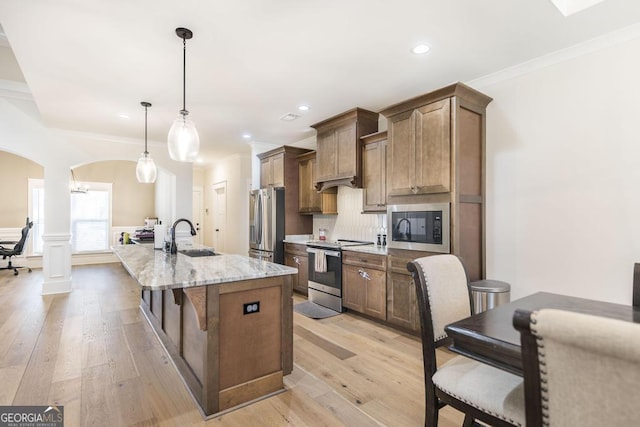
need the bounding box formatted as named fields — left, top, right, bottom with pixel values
left=469, top=279, right=511, bottom=314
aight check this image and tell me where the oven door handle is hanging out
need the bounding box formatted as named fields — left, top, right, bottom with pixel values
left=306, top=248, right=341, bottom=257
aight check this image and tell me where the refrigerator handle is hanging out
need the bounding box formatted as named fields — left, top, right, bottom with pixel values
left=256, top=192, right=263, bottom=245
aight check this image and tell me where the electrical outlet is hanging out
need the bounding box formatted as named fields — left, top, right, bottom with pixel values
left=243, top=301, right=260, bottom=315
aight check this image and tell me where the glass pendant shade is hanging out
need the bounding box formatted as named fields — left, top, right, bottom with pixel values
left=167, top=114, right=200, bottom=162
left=136, top=152, right=157, bottom=183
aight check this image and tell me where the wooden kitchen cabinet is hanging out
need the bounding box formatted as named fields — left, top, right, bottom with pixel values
left=385, top=99, right=450, bottom=197
left=257, top=146, right=313, bottom=236
left=311, top=108, right=379, bottom=191
left=260, top=152, right=284, bottom=187
left=381, top=82, right=492, bottom=281
left=361, top=131, right=387, bottom=213
left=284, top=243, right=309, bottom=295
left=297, top=151, right=337, bottom=215
left=342, top=251, right=387, bottom=320
left=386, top=248, right=429, bottom=332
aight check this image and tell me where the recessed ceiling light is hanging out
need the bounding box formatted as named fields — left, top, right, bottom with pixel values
left=280, top=113, right=300, bottom=122
left=242, top=133, right=251, bottom=139
left=118, top=113, right=130, bottom=119
left=412, top=44, right=430, bottom=55
left=298, top=105, right=310, bottom=112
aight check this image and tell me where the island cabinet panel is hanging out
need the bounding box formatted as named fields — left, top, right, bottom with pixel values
left=219, top=286, right=282, bottom=405
left=137, top=275, right=293, bottom=417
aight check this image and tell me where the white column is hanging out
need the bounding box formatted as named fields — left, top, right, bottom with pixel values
left=42, top=233, right=72, bottom=294
left=42, top=164, right=72, bottom=295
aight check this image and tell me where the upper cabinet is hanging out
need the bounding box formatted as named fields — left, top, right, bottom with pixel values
left=381, top=82, right=492, bottom=281
left=298, top=151, right=337, bottom=215
left=385, top=99, right=451, bottom=197
left=311, top=108, right=379, bottom=191
left=361, top=131, right=387, bottom=213
left=256, top=145, right=314, bottom=235
left=260, top=152, right=285, bottom=188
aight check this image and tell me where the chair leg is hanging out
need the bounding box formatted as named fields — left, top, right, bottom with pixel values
left=462, top=414, right=474, bottom=427
left=425, top=396, right=439, bottom=427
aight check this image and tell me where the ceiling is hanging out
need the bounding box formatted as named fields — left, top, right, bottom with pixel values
left=1, top=0, right=640, bottom=165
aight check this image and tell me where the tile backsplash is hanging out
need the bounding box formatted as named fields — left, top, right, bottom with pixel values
left=313, top=187, right=387, bottom=243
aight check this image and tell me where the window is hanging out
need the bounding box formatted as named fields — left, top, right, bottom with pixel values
left=70, top=182, right=112, bottom=252
left=28, top=179, right=113, bottom=254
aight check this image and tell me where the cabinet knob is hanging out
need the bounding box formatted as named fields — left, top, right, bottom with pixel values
left=293, top=256, right=300, bottom=265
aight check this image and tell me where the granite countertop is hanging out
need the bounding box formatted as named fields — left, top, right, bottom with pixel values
left=343, top=245, right=388, bottom=256
left=113, top=244, right=297, bottom=291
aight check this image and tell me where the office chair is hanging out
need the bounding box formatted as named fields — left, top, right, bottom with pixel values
left=0, top=217, right=33, bottom=275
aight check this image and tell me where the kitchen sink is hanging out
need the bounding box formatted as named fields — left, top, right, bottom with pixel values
left=179, top=249, right=217, bottom=257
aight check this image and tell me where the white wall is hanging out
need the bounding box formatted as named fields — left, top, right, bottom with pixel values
left=204, top=153, right=252, bottom=255
left=472, top=27, right=640, bottom=304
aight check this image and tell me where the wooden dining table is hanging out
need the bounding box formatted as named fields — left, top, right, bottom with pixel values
left=445, top=291, right=640, bottom=376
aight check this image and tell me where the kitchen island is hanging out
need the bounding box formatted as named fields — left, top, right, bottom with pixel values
left=113, top=245, right=296, bottom=417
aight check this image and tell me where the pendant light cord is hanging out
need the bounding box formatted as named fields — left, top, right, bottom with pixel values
left=144, top=104, right=149, bottom=154
left=181, top=37, right=187, bottom=115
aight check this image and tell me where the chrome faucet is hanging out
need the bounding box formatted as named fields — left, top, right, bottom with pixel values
left=169, top=218, right=197, bottom=254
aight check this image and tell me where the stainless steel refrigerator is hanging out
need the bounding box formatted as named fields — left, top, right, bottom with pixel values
left=249, top=187, right=285, bottom=264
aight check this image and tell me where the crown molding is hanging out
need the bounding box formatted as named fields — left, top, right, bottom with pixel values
left=469, top=22, right=640, bottom=90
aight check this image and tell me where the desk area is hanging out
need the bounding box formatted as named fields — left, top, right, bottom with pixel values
left=445, top=292, right=640, bottom=376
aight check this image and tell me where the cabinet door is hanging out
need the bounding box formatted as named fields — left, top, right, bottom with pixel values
left=260, top=157, right=272, bottom=188
left=362, top=140, right=386, bottom=212
left=298, top=157, right=321, bottom=213
left=336, top=122, right=357, bottom=178
left=414, top=98, right=450, bottom=194
left=386, top=272, right=419, bottom=331
left=387, top=110, right=415, bottom=197
left=343, top=265, right=365, bottom=312
left=297, top=254, right=309, bottom=295
left=363, top=268, right=386, bottom=320
left=271, top=153, right=285, bottom=187
left=315, top=130, right=337, bottom=183
left=284, top=252, right=300, bottom=292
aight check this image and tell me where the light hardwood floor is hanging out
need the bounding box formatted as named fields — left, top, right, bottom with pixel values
left=0, top=263, right=466, bottom=426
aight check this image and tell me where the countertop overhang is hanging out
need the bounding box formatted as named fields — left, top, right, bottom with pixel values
left=113, top=244, right=297, bottom=291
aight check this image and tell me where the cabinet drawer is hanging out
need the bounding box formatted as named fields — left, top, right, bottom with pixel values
left=387, top=249, right=430, bottom=275
left=343, top=251, right=386, bottom=270
left=284, top=243, right=308, bottom=257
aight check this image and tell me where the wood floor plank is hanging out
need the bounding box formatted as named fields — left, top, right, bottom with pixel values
left=1, top=264, right=467, bottom=427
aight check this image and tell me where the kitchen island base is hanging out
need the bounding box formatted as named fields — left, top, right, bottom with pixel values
left=140, top=275, right=293, bottom=417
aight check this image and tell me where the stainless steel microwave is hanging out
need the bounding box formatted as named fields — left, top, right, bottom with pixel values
left=387, top=203, right=450, bottom=253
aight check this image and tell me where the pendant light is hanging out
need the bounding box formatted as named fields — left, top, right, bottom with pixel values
left=136, top=101, right=158, bottom=183
left=167, top=27, right=199, bottom=162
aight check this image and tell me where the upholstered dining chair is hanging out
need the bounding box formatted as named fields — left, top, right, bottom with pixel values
left=407, top=255, right=524, bottom=427
left=514, top=308, right=640, bottom=427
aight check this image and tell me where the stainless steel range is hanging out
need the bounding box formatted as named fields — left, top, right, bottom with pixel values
left=306, top=239, right=373, bottom=312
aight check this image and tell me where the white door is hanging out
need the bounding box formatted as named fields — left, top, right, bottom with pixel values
left=192, top=186, right=203, bottom=245
left=212, top=182, right=227, bottom=253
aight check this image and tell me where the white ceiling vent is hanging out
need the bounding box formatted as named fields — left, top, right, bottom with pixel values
left=280, top=113, right=300, bottom=122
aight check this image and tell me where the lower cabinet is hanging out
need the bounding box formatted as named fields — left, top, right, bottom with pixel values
left=342, top=251, right=387, bottom=320
left=284, top=243, right=309, bottom=295
left=386, top=249, right=430, bottom=332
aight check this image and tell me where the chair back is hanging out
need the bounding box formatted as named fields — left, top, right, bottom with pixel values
left=13, top=218, right=33, bottom=255
left=408, top=254, right=472, bottom=344
left=514, top=308, right=640, bottom=427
